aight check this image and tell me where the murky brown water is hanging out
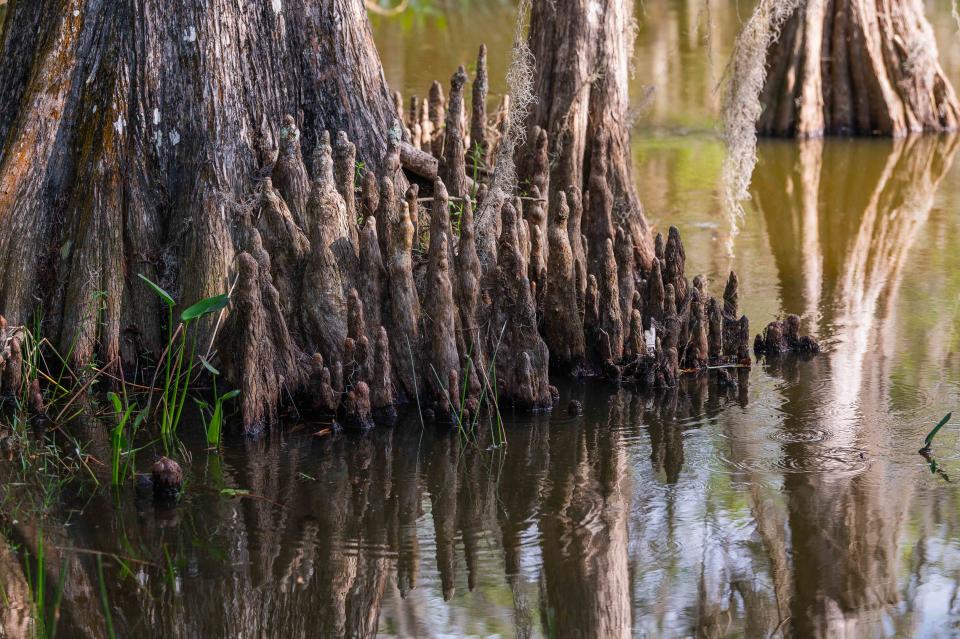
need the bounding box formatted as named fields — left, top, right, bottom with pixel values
left=5, top=2, right=960, bottom=637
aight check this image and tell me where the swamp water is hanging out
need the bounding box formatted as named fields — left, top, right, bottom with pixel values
left=5, top=1, right=960, bottom=637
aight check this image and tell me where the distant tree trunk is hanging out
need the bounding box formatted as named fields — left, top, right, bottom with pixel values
left=758, top=0, right=960, bottom=137
left=0, top=0, right=395, bottom=367
left=527, top=0, right=654, bottom=270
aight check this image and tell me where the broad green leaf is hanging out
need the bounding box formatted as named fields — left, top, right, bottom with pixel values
left=181, top=293, right=229, bottom=322
left=107, top=391, right=122, bottom=415
left=137, top=273, right=175, bottom=307
left=221, top=390, right=241, bottom=401
left=207, top=405, right=223, bottom=447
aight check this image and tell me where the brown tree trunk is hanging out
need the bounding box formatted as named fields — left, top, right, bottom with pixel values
left=758, top=0, right=960, bottom=137
left=0, top=0, right=403, bottom=430
left=527, top=0, right=654, bottom=270
left=0, top=0, right=396, bottom=365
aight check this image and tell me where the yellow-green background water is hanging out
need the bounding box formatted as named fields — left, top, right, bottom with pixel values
left=5, top=2, right=960, bottom=637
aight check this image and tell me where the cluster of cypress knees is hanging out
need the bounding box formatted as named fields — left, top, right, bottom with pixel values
left=0, top=48, right=818, bottom=435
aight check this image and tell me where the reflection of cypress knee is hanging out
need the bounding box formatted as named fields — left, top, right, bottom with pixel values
left=428, top=435, right=458, bottom=601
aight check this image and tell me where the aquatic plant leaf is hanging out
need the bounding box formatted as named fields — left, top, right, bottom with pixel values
left=137, top=273, right=175, bottom=308
left=199, top=356, right=220, bottom=376
left=107, top=391, right=122, bottom=415
left=924, top=412, right=952, bottom=447
left=181, top=293, right=229, bottom=322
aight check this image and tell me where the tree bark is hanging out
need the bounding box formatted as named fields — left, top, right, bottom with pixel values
left=758, top=0, right=960, bottom=137
left=0, top=0, right=396, bottom=368
left=527, top=0, right=654, bottom=270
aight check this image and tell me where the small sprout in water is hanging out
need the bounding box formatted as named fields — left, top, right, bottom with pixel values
left=920, top=412, right=952, bottom=455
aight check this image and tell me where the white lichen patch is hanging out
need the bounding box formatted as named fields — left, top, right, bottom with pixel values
left=153, top=108, right=161, bottom=126
left=183, top=26, right=197, bottom=42
left=272, top=0, right=282, bottom=14
left=169, top=129, right=181, bottom=146
left=113, top=115, right=126, bottom=135
left=586, top=1, right=602, bottom=27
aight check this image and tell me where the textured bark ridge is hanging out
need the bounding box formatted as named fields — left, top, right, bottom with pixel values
left=757, top=0, right=960, bottom=137
left=527, top=0, right=654, bottom=269
left=0, top=3, right=757, bottom=434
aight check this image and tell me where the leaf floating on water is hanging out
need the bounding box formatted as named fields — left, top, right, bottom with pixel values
left=924, top=412, right=952, bottom=448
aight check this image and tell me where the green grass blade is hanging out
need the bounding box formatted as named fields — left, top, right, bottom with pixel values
left=924, top=412, right=952, bottom=448
left=95, top=555, right=116, bottom=639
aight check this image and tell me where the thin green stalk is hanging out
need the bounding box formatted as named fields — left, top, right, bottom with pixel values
left=171, top=331, right=197, bottom=435
left=95, top=555, right=116, bottom=639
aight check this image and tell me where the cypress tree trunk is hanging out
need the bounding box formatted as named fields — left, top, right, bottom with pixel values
left=757, top=0, right=960, bottom=137
left=0, top=0, right=395, bottom=368
left=527, top=0, right=654, bottom=269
